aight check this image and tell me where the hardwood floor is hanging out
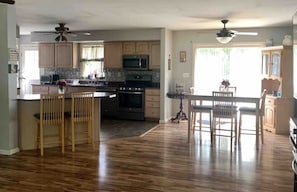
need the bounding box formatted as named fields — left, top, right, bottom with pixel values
left=0, top=121, right=293, bottom=191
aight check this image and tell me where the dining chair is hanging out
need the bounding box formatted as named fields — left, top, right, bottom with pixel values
left=212, top=91, right=238, bottom=146
left=189, top=87, right=213, bottom=142
left=34, top=93, right=65, bottom=156
left=65, top=92, right=95, bottom=152
left=238, top=89, right=267, bottom=144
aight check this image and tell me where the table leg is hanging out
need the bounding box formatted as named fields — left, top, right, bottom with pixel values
left=171, top=96, right=188, bottom=123
left=255, top=101, right=259, bottom=149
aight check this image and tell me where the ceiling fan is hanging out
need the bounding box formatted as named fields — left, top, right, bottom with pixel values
left=35, top=23, right=91, bottom=42
left=216, top=20, right=258, bottom=44
left=0, top=0, right=15, bottom=4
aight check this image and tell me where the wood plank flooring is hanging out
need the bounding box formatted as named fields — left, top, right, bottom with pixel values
left=0, top=121, right=294, bottom=192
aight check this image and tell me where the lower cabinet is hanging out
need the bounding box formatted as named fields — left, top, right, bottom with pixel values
left=145, top=88, right=160, bottom=120
left=263, top=96, right=293, bottom=134
left=32, top=85, right=49, bottom=94
left=32, top=85, right=96, bottom=94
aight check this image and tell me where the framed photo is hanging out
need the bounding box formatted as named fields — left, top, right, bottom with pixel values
left=180, top=51, right=186, bottom=62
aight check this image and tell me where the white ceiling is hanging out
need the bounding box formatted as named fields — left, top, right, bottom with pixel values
left=13, top=0, right=297, bottom=35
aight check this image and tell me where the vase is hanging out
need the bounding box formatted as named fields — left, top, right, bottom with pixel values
left=58, top=86, right=65, bottom=94
left=283, top=35, right=292, bottom=46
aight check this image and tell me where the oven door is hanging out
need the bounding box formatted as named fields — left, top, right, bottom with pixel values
left=117, top=91, right=144, bottom=112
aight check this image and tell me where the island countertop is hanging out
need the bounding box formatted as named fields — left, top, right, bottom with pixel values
left=17, top=92, right=116, bottom=101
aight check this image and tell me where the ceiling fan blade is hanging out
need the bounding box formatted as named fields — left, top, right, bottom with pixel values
left=232, top=30, right=258, bottom=36
left=0, top=0, right=15, bottom=4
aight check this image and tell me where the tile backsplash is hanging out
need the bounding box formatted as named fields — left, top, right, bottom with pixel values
left=43, top=68, right=160, bottom=83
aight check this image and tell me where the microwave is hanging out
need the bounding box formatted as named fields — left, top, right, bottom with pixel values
left=123, top=55, right=149, bottom=70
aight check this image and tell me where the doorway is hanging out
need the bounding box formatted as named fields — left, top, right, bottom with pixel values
left=193, top=47, right=262, bottom=97
left=19, top=44, right=39, bottom=95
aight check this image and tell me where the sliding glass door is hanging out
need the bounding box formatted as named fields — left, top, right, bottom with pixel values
left=194, top=47, right=262, bottom=97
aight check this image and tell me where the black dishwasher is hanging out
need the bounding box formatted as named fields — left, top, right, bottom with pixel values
left=96, top=87, right=118, bottom=118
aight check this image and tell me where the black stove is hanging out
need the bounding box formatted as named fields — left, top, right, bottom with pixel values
left=116, top=74, right=152, bottom=120
left=119, top=74, right=152, bottom=89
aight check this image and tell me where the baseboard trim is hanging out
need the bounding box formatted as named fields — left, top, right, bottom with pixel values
left=0, top=147, right=20, bottom=155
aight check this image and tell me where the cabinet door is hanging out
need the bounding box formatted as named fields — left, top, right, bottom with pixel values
left=55, top=43, right=73, bottom=68
left=48, top=86, right=59, bottom=93
left=122, top=42, right=135, bottom=55
left=39, top=43, right=55, bottom=68
left=261, top=51, right=270, bottom=76
left=32, top=85, right=49, bottom=94
left=264, top=104, right=275, bottom=128
left=104, top=42, right=123, bottom=69
left=149, top=42, right=160, bottom=69
left=271, top=50, right=281, bottom=77
left=135, top=42, right=149, bottom=54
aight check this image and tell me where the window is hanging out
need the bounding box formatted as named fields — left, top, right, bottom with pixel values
left=80, top=44, right=104, bottom=78
left=194, top=47, right=261, bottom=97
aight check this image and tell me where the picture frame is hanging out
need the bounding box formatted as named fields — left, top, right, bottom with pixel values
left=180, top=51, right=186, bottom=62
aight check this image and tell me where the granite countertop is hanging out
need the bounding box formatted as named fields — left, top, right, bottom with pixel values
left=17, top=92, right=116, bottom=101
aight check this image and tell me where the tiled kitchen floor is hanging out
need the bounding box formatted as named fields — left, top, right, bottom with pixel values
left=100, top=118, right=159, bottom=141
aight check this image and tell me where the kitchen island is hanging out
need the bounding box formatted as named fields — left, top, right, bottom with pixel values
left=17, top=92, right=116, bottom=150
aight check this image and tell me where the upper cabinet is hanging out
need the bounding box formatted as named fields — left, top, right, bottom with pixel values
left=261, top=48, right=282, bottom=77
left=55, top=43, right=78, bottom=68
left=39, top=43, right=55, bottom=68
left=104, top=42, right=123, bottom=69
left=122, top=41, right=149, bottom=55
left=39, top=42, right=78, bottom=68
left=261, top=45, right=293, bottom=97
left=104, top=40, right=160, bottom=69
left=149, top=41, right=160, bottom=69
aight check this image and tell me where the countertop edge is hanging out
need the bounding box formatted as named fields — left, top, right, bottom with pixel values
left=17, top=92, right=116, bottom=101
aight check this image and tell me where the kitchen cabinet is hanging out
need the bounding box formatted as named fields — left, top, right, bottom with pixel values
left=263, top=96, right=293, bottom=134
left=122, top=41, right=149, bottom=55
left=261, top=46, right=293, bottom=135
left=104, top=42, right=123, bottom=69
left=39, top=43, right=55, bottom=68
left=39, top=42, right=78, bottom=68
left=32, top=85, right=96, bottom=94
left=261, top=49, right=281, bottom=77
left=66, top=86, right=96, bottom=93
left=149, top=41, right=160, bottom=69
left=32, top=85, right=49, bottom=94
left=261, top=46, right=293, bottom=97
left=145, top=88, right=160, bottom=120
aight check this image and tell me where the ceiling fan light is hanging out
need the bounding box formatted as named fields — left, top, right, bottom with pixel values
left=216, top=36, right=232, bottom=44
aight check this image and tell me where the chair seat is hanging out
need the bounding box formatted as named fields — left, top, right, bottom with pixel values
left=239, top=107, right=256, bottom=113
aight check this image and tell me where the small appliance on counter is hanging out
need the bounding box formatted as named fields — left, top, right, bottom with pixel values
left=51, top=74, right=60, bottom=84
left=40, top=75, right=51, bottom=85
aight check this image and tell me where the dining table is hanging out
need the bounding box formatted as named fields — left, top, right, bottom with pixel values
left=186, top=93, right=261, bottom=149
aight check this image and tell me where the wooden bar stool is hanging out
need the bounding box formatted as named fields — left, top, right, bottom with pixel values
left=34, top=94, right=65, bottom=156
left=65, top=92, right=95, bottom=152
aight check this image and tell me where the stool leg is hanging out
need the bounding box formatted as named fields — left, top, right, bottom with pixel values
left=238, top=113, right=242, bottom=143
left=71, top=120, right=75, bottom=152
left=40, top=125, right=44, bottom=156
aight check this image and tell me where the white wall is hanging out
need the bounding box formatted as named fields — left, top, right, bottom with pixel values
left=160, top=29, right=173, bottom=122
left=0, top=4, right=19, bottom=155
